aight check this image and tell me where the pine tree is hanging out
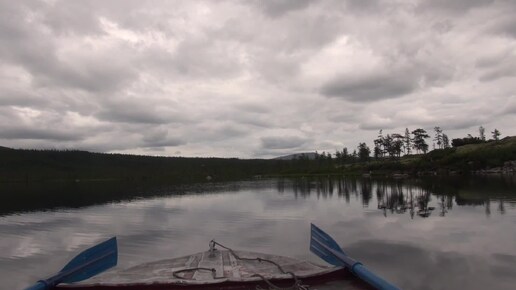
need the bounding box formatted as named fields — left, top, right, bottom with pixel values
left=434, top=126, right=443, bottom=149
left=357, top=143, right=371, bottom=162
left=442, top=134, right=450, bottom=148
left=479, top=126, right=486, bottom=141
left=412, top=128, right=430, bottom=154
left=492, top=129, right=501, bottom=141
left=404, top=128, right=412, bottom=155
left=391, top=133, right=404, bottom=157
left=374, top=130, right=385, bottom=157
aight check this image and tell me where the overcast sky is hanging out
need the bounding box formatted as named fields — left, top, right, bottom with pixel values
left=1, top=0, right=515, bottom=158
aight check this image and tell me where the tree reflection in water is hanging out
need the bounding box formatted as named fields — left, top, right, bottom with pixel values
left=2, top=175, right=513, bottom=217
left=286, top=175, right=516, bottom=218
left=375, top=179, right=438, bottom=218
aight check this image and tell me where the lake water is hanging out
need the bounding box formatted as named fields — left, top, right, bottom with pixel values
left=1, top=176, right=515, bottom=290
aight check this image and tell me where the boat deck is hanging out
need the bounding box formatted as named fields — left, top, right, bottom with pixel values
left=58, top=249, right=372, bottom=290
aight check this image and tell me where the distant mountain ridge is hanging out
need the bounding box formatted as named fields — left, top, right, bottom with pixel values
left=273, top=152, right=317, bottom=160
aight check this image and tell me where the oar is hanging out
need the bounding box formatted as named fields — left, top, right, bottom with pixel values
left=25, top=237, right=118, bottom=290
left=310, top=224, right=400, bottom=290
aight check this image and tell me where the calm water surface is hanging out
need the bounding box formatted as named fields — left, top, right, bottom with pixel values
left=1, top=176, right=515, bottom=290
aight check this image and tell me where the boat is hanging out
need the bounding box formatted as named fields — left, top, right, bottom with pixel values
left=25, top=224, right=400, bottom=290
left=56, top=241, right=369, bottom=290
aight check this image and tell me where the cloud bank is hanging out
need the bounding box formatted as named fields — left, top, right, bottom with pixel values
left=1, top=0, right=515, bottom=158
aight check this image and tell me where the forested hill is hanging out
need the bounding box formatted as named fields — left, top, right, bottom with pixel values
left=1, top=136, right=515, bottom=183
left=0, top=149, right=285, bottom=183
left=274, top=152, right=317, bottom=160
left=418, top=135, right=516, bottom=172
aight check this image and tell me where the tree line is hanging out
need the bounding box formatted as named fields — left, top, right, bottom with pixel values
left=317, top=126, right=504, bottom=165
left=0, top=126, right=509, bottom=183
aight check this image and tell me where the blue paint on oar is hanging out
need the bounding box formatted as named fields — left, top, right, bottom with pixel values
left=25, top=237, right=118, bottom=290
left=310, top=224, right=401, bottom=290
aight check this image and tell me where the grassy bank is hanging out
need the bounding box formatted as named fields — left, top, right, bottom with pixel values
left=354, top=136, right=516, bottom=175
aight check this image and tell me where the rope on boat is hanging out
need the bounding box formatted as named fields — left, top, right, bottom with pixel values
left=172, top=267, right=219, bottom=280
left=209, top=240, right=310, bottom=290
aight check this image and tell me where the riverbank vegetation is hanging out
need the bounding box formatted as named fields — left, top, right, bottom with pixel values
left=1, top=130, right=515, bottom=183
left=284, top=127, right=516, bottom=176
left=0, top=149, right=280, bottom=183
left=285, top=135, right=516, bottom=176
left=1, top=133, right=515, bottom=215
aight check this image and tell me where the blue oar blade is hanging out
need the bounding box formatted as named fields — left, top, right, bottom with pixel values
left=310, top=224, right=346, bottom=266
left=310, top=224, right=345, bottom=254
left=60, top=237, right=118, bottom=283
left=310, top=224, right=402, bottom=290
left=310, top=224, right=346, bottom=255
left=310, top=234, right=344, bottom=266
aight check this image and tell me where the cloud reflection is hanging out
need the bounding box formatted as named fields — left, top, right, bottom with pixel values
left=1, top=177, right=515, bottom=290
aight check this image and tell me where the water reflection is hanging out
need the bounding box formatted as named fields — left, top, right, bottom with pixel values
left=1, top=176, right=515, bottom=290
left=282, top=175, right=516, bottom=218
left=0, top=180, right=252, bottom=216
left=2, top=175, right=514, bottom=218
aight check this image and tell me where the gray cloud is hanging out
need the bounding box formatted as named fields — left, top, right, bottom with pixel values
left=96, top=106, right=180, bottom=125
left=432, top=118, right=484, bottom=131
left=476, top=52, right=516, bottom=82
left=0, top=92, right=49, bottom=107
left=227, top=102, right=275, bottom=128
left=417, top=0, right=495, bottom=13
left=261, top=136, right=309, bottom=150
left=163, top=38, right=244, bottom=79
left=140, top=128, right=185, bottom=148
left=321, top=72, right=418, bottom=102
left=142, top=137, right=185, bottom=148
left=501, top=97, right=516, bottom=115
left=191, top=122, right=251, bottom=143
left=0, top=0, right=515, bottom=158
left=342, top=0, right=384, bottom=13
left=0, top=1, right=138, bottom=94
left=432, top=20, right=454, bottom=34
left=40, top=1, right=104, bottom=36
left=254, top=0, right=312, bottom=18
left=491, top=18, right=516, bottom=38
left=0, top=127, right=84, bottom=141
left=359, top=119, right=397, bottom=131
